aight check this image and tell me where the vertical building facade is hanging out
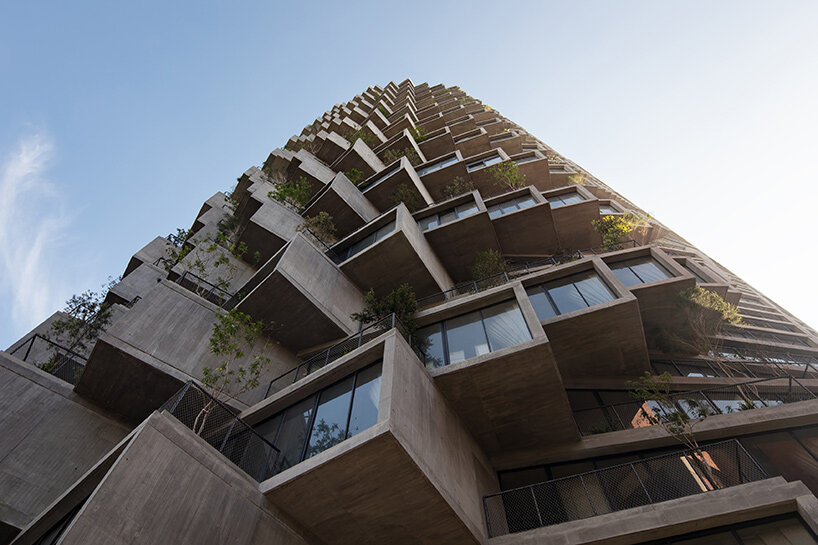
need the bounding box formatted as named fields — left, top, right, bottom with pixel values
left=4, top=79, right=818, bottom=545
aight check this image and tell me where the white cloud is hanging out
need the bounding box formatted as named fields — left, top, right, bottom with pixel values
left=0, top=131, right=73, bottom=339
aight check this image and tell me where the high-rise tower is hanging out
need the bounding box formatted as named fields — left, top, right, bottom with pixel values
left=4, top=79, right=818, bottom=545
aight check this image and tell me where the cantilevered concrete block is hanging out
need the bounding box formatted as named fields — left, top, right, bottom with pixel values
left=544, top=185, right=603, bottom=249
left=236, top=234, right=364, bottom=351
left=76, top=281, right=298, bottom=423
left=360, top=156, right=433, bottom=213
left=286, top=150, right=336, bottom=200
left=485, top=188, right=561, bottom=256
left=373, top=128, right=427, bottom=167
left=122, top=236, right=175, bottom=278
left=256, top=332, right=496, bottom=545
left=330, top=138, right=385, bottom=179
left=302, top=172, right=379, bottom=239
left=332, top=205, right=453, bottom=298
left=415, top=151, right=468, bottom=201
left=453, top=128, right=490, bottom=159
left=417, top=126, right=456, bottom=161
left=238, top=199, right=302, bottom=265
left=316, top=131, right=350, bottom=165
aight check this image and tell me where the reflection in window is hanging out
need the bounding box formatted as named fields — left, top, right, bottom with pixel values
left=415, top=300, right=531, bottom=369
left=487, top=195, right=537, bottom=219
left=360, top=165, right=400, bottom=190
left=255, top=362, right=382, bottom=472
left=417, top=202, right=479, bottom=231
left=466, top=154, right=503, bottom=172
left=599, top=204, right=619, bottom=214
left=416, top=155, right=459, bottom=176
left=547, top=192, right=584, bottom=208
left=513, top=154, right=539, bottom=165
left=454, top=129, right=482, bottom=144
left=610, top=256, right=673, bottom=286
left=341, top=221, right=396, bottom=260
left=526, top=271, right=616, bottom=320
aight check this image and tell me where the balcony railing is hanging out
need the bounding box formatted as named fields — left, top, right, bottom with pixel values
left=483, top=439, right=767, bottom=537
left=8, top=334, right=87, bottom=385
left=175, top=270, right=235, bottom=308
left=572, top=377, right=816, bottom=436
left=652, top=357, right=818, bottom=380
left=161, top=381, right=280, bottom=481
left=264, top=313, right=421, bottom=398
left=416, top=240, right=639, bottom=309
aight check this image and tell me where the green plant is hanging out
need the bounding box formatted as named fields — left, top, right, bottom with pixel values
left=351, top=283, right=418, bottom=333
left=347, top=129, right=375, bottom=146
left=49, top=278, right=118, bottom=356
left=300, top=212, right=337, bottom=245
left=469, top=249, right=507, bottom=282
left=489, top=160, right=526, bottom=190
left=267, top=176, right=313, bottom=210
left=568, top=174, right=585, bottom=185
left=653, top=287, right=742, bottom=356
left=442, top=176, right=474, bottom=199
left=626, top=371, right=710, bottom=450
left=196, top=309, right=274, bottom=433
left=345, top=168, right=365, bottom=186
left=377, top=104, right=389, bottom=117
left=381, top=147, right=421, bottom=167
left=390, top=183, right=422, bottom=212
left=592, top=214, right=641, bottom=248
left=409, top=126, right=428, bottom=143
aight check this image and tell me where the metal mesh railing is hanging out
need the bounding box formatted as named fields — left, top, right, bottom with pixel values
left=652, top=357, right=818, bottom=380
left=572, top=377, right=816, bottom=436
left=483, top=439, right=767, bottom=537
left=264, top=313, right=420, bottom=398
left=8, top=334, right=87, bottom=385
left=416, top=240, right=639, bottom=309
left=175, top=270, right=235, bottom=308
left=161, top=382, right=280, bottom=481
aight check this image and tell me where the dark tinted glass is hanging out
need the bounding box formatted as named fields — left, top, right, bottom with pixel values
left=347, top=363, right=382, bottom=438
left=305, top=377, right=354, bottom=459
left=275, top=395, right=316, bottom=470
left=483, top=300, right=531, bottom=351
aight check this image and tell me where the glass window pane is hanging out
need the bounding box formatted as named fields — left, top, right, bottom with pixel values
left=516, top=196, right=536, bottom=209
left=375, top=220, right=396, bottom=241
left=600, top=205, right=617, bottom=214
left=439, top=209, right=457, bottom=225
left=484, top=155, right=503, bottom=167
left=560, top=193, right=584, bottom=205
left=416, top=323, right=445, bottom=368
left=418, top=215, right=438, bottom=231
left=488, top=204, right=503, bottom=219
left=456, top=202, right=479, bottom=218
left=547, top=282, right=587, bottom=315
left=500, top=200, right=518, bottom=215
left=347, top=363, right=382, bottom=438
left=305, top=377, right=354, bottom=459
left=275, top=395, right=316, bottom=471
left=445, top=310, right=489, bottom=364
left=254, top=414, right=283, bottom=445
left=611, top=265, right=642, bottom=287
left=547, top=196, right=566, bottom=208
left=630, top=258, right=671, bottom=283
left=527, top=286, right=558, bottom=321
left=482, top=300, right=531, bottom=352
left=574, top=273, right=616, bottom=306
left=346, top=232, right=375, bottom=259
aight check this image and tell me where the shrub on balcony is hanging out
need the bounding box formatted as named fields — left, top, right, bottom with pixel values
left=390, top=183, right=423, bottom=212
left=267, top=176, right=313, bottom=211
left=345, top=168, right=365, bottom=186
left=489, top=160, right=526, bottom=190
left=347, top=129, right=375, bottom=147
left=469, top=249, right=507, bottom=282
left=48, top=278, right=117, bottom=358
left=442, top=176, right=474, bottom=199
left=299, top=212, right=337, bottom=245
left=409, top=126, right=428, bottom=143
left=351, top=283, right=418, bottom=333
left=653, top=287, right=742, bottom=356
left=592, top=214, right=641, bottom=248
left=381, top=147, right=421, bottom=167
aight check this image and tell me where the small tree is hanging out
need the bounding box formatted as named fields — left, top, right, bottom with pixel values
left=654, top=287, right=741, bottom=356
left=49, top=279, right=117, bottom=357
left=592, top=214, right=639, bottom=248
left=351, top=283, right=418, bottom=333
left=390, top=183, right=423, bottom=212
left=196, top=310, right=274, bottom=434
left=300, top=212, right=337, bottom=245
left=377, top=104, right=389, bottom=117
left=469, top=249, right=507, bottom=282
left=347, top=129, right=375, bottom=147
left=489, top=160, right=526, bottom=190
left=568, top=174, right=585, bottom=185
left=381, top=147, right=421, bottom=167
left=268, top=176, right=313, bottom=211
left=409, top=126, right=428, bottom=143
left=345, top=168, right=365, bottom=186
left=442, top=176, right=474, bottom=199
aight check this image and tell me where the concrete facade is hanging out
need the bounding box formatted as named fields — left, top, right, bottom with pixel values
left=3, top=79, right=818, bottom=545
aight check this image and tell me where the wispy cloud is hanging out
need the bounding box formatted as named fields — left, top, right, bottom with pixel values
left=0, top=131, right=73, bottom=340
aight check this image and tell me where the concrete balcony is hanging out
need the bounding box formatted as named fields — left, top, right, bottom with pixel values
left=415, top=285, right=579, bottom=455
left=447, top=114, right=478, bottom=137
left=416, top=112, right=448, bottom=133
left=302, top=172, right=380, bottom=239
left=330, top=205, right=453, bottom=298
left=601, top=246, right=696, bottom=333
left=545, top=185, right=603, bottom=249
left=484, top=188, right=561, bottom=256
left=327, top=116, right=360, bottom=139
left=286, top=150, right=336, bottom=200
left=462, top=149, right=512, bottom=197
left=453, top=127, right=491, bottom=159
left=76, top=280, right=297, bottom=424
left=510, top=150, right=553, bottom=191
left=417, top=126, right=456, bottom=161
left=252, top=332, right=495, bottom=545
left=315, top=131, right=351, bottom=165
left=475, top=118, right=508, bottom=136
left=121, top=236, right=174, bottom=278
left=373, top=128, right=427, bottom=166
left=359, top=156, right=433, bottom=213
left=412, top=191, right=499, bottom=282
left=382, top=112, right=416, bottom=139
left=549, top=162, right=579, bottom=186
left=521, top=259, right=651, bottom=379
left=330, top=138, right=385, bottom=179
left=415, top=151, right=468, bottom=201
left=236, top=198, right=303, bottom=266
left=263, top=148, right=296, bottom=177
left=235, top=234, right=364, bottom=351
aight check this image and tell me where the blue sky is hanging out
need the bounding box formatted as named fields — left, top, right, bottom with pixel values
left=1, top=1, right=817, bottom=348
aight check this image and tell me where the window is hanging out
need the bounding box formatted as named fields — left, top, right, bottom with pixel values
left=610, top=256, right=673, bottom=286
left=341, top=221, right=396, bottom=260
left=416, top=155, right=459, bottom=176
left=255, top=362, right=382, bottom=472
left=526, top=271, right=616, bottom=320
left=454, top=129, right=482, bottom=144
left=466, top=154, right=503, bottom=172
left=476, top=119, right=498, bottom=126
left=681, top=262, right=708, bottom=283
left=417, top=202, right=479, bottom=231
left=415, top=300, right=531, bottom=368
left=490, top=132, right=515, bottom=142
left=359, top=165, right=399, bottom=190
left=547, top=192, right=584, bottom=208
left=487, top=195, right=537, bottom=219
left=599, top=204, right=619, bottom=214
